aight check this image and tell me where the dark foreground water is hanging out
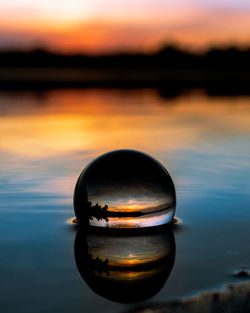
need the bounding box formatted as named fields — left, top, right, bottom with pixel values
left=1, top=88, right=250, bottom=313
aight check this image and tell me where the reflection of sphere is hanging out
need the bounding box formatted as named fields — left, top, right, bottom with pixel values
left=74, top=229, right=175, bottom=303
left=74, top=149, right=176, bottom=228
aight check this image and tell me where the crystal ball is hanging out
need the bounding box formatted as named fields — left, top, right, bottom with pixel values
left=74, top=229, right=175, bottom=303
left=74, top=149, right=176, bottom=228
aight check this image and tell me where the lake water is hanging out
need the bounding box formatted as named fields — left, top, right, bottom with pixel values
left=1, top=88, right=250, bottom=313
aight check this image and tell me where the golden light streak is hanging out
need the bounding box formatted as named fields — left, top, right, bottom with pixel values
left=1, top=90, right=250, bottom=160
left=105, top=268, right=163, bottom=279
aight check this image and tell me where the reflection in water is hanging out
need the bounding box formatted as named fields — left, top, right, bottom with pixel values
left=74, top=150, right=176, bottom=228
left=74, top=229, right=175, bottom=303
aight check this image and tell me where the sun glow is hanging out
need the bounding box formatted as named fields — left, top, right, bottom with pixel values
left=1, top=89, right=250, bottom=161
left=0, top=1, right=250, bottom=52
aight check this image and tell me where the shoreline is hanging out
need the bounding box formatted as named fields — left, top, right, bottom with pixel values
left=0, top=68, right=250, bottom=97
left=127, top=279, right=250, bottom=313
left=0, top=67, right=249, bottom=84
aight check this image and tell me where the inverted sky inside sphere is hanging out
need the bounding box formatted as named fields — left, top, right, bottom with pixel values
left=74, top=149, right=176, bottom=229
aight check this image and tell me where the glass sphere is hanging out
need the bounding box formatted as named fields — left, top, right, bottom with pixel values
left=74, top=229, right=175, bottom=303
left=74, top=149, right=176, bottom=228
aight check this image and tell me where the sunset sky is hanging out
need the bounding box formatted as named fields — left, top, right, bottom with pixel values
left=0, top=0, right=250, bottom=53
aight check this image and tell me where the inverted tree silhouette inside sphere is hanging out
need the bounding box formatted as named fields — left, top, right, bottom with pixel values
left=74, top=149, right=176, bottom=228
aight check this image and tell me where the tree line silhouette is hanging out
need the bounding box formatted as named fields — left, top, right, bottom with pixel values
left=87, top=200, right=148, bottom=222
left=0, top=45, right=249, bottom=70
left=87, top=253, right=110, bottom=276
left=87, top=201, right=109, bottom=222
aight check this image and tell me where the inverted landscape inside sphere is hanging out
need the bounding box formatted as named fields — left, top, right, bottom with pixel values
left=74, top=150, right=176, bottom=228
left=74, top=229, right=176, bottom=303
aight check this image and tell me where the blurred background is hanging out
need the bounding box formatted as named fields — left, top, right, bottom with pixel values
left=1, top=0, right=250, bottom=52
left=0, top=0, right=249, bottom=92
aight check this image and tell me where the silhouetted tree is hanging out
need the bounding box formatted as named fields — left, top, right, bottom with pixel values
left=88, top=253, right=110, bottom=276
left=87, top=201, right=109, bottom=222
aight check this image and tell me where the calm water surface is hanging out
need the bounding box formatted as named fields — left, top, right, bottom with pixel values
left=1, top=89, right=250, bottom=312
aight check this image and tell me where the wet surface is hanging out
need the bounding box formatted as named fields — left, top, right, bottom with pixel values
left=1, top=88, right=250, bottom=312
